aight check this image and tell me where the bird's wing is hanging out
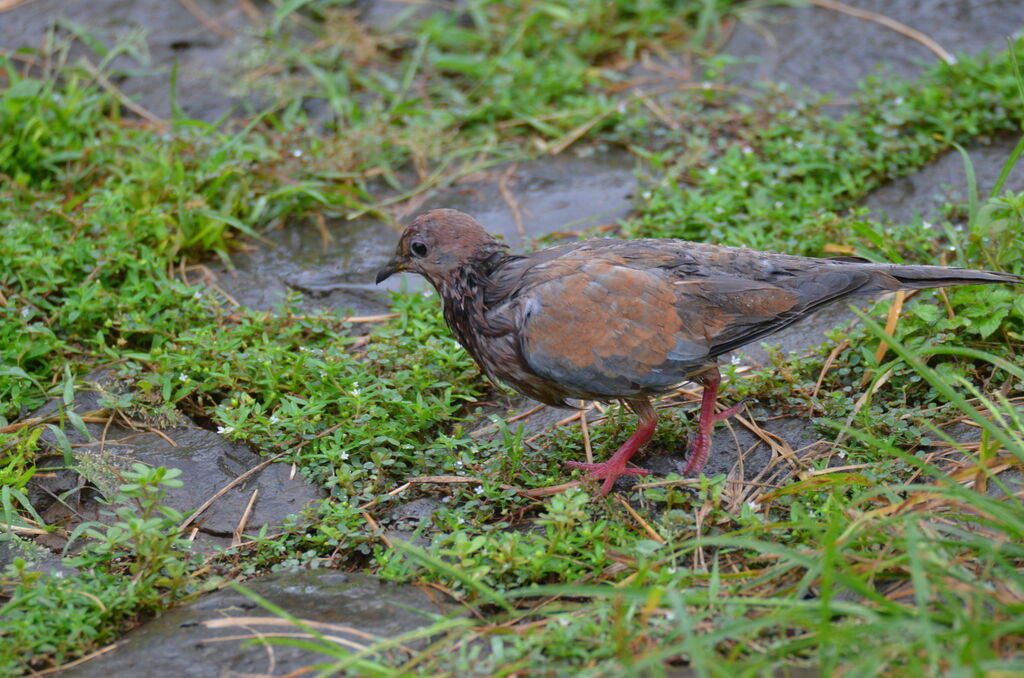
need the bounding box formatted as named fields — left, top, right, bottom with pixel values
left=515, top=256, right=889, bottom=398
left=686, top=268, right=877, bottom=356
left=516, top=260, right=711, bottom=398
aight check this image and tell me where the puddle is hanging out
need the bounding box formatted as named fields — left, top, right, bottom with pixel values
left=212, top=214, right=401, bottom=315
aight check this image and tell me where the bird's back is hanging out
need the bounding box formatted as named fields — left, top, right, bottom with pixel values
left=478, top=237, right=1021, bottom=404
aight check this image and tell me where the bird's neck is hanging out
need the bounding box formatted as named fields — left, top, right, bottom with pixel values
left=438, top=267, right=490, bottom=350
left=437, top=252, right=516, bottom=354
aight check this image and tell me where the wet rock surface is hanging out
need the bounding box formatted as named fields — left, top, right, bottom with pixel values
left=16, top=369, right=320, bottom=560
left=58, top=569, right=456, bottom=678
left=864, top=134, right=1024, bottom=225
left=212, top=213, right=404, bottom=316
left=725, top=0, right=1024, bottom=97
left=213, top=148, right=639, bottom=314
left=0, top=0, right=266, bottom=122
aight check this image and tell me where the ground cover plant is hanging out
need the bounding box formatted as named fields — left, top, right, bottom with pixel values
left=1, top=1, right=1023, bottom=675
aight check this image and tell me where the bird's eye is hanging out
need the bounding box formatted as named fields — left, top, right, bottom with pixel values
left=410, top=241, right=428, bottom=258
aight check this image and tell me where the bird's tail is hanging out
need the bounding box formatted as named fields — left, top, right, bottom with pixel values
left=880, top=265, right=1023, bottom=291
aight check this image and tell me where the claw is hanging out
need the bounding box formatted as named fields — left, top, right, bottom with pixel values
left=566, top=399, right=657, bottom=495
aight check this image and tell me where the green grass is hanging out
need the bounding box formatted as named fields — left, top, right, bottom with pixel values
left=1, top=1, right=1023, bottom=674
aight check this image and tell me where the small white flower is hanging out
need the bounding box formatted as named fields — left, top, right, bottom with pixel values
left=740, top=181, right=749, bottom=188
left=457, top=516, right=466, bottom=524
left=422, top=289, right=433, bottom=297
left=747, top=501, right=760, bottom=511
left=290, top=148, right=303, bottom=158
left=730, top=355, right=742, bottom=365
left=794, top=141, right=804, bottom=149
left=707, top=166, right=719, bottom=176
left=641, top=191, right=652, bottom=200
left=774, top=201, right=784, bottom=209
left=193, top=290, right=202, bottom=300
left=922, top=220, right=933, bottom=230
left=340, top=452, right=350, bottom=461
left=269, top=415, right=279, bottom=424
left=741, top=146, right=753, bottom=155
left=714, top=207, right=725, bottom=214
left=701, top=81, right=711, bottom=89
left=475, top=485, right=485, bottom=495
left=837, top=450, right=847, bottom=459
left=179, top=373, right=188, bottom=382
left=217, top=426, right=234, bottom=435
left=894, top=96, right=904, bottom=105
left=352, top=388, right=361, bottom=396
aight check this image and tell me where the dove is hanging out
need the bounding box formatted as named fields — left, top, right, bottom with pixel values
left=376, top=209, right=1021, bottom=494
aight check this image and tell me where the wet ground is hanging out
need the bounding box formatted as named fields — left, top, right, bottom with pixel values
left=3, top=0, right=1024, bottom=674
left=214, top=148, right=639, bottom=315
left=725, top=0, right=1024, bottom=98
left=58, top=569, right=456, bottom=678
left=24, top=368, right=321, bottom=560
left=0, top=0, right=265, bottom=121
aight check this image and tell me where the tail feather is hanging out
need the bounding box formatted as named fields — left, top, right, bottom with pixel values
left=880, top=265, right=1023, bottom=292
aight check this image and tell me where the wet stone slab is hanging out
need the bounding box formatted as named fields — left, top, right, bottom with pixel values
left=864, top=134, right=1024, bottom=225
left=724, top=0, right=1024, bottom=97
left=22, top=370, right=321, bottom=556
left=0, top=0, right=266, bottom=122
left=213, top=148, right=638, bottom=314
left=211, top=213, right=402, bottom=316
left=58, top=569, right=456, bottom=678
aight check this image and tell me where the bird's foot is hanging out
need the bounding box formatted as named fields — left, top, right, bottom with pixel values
left=681, top=431, right=711, bottom=477
left=682, top=379, right=752, bottom=476
left=565, top=459, right=651, bottom=496
left=713, top=397, right=752, bottom=423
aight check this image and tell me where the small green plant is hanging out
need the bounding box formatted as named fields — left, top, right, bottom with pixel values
left=0, top=465, right=201, bottom=673
left=66, top=464, right=191, bottom=594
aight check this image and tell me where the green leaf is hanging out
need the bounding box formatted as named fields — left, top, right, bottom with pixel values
left=912, top=303, right=943, bottom=324
left=4, top=78, right=42, bottom=101
left=974, top=306, right=1010, bottom=338
left=66, top=410, right=91, bottom=441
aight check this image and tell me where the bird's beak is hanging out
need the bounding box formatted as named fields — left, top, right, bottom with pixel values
left=375, top=257, right=403, bottom=284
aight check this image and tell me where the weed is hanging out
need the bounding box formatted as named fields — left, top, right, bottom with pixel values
left=0, top=464, right=202, bottom=673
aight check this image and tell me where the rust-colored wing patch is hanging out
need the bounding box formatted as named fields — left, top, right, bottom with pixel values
left=519, top=261, right=703, bottom=398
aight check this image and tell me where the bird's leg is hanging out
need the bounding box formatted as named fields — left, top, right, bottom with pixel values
left=565, top=398, right=655, bottom=495
left=682, top=368, right=745, bottom=476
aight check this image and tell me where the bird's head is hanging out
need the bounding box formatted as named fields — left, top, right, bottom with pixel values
left=375, top=209, right=503, bottom=289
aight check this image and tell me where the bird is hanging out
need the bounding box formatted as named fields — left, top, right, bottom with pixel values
left=376, top=208, right=1022, bottom=495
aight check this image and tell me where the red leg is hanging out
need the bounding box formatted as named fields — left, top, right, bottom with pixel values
left=566, top=398, right=656, bottom=495
left=682, top=368, right=744, bottom=476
